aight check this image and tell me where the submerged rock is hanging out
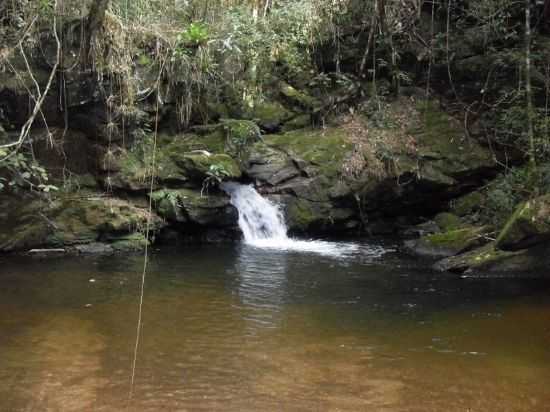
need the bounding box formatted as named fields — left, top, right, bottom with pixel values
left=433, top=242, right=550, bottom=274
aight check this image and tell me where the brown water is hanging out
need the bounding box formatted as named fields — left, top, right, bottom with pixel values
left=1, top=242, right=550, bottom=412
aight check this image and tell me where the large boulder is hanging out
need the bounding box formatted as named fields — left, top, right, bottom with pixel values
left=243, top=100, right=296, bottom=133
left=354, top=99, right=496, bottom=220
left=104, top=130, right=241, bottom=191
left=405, top=225, right=492, bottom=258
left=150, top=189, right=237, bottom=227
left=244, top=127, right=357, bottom=232
left=283, top=196, right=357, bottom=233
left=0, top=193, right=164, bottom=253
left=496, top=194, right=550, bottom=250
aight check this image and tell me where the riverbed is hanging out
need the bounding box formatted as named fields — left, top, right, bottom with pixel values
left=1, top=242, right=549, bottom=411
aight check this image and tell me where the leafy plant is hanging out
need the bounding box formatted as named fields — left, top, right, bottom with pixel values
left=483, top=167, right=532, bottom=225
left=179, top=23, right=209, bottom=47
left=0, top=149, right=57, bottom=193
left=201, top=163, right=231, bottom=196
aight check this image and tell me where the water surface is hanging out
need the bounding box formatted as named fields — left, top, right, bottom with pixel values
left=1, top=242, right=549, bottom=411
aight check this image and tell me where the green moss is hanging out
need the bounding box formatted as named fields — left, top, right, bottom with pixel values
left=0, top=202, right=52, bottom=251
left=266, top=127, right=352, bottom=179
left=413, top=101, right=462, bottom=151
left=434, top=212, right=462, bottom=231
left=247, top=101, right=293, bottom=128
left=0, top=193, right=162, bottom=251
left=470, top=245, right=507, bottom=264
left=496, top=194, right=550, bottom=249
left=172, top=153, right=241, bottom=180
left=50, top=196, right=158, bottom=243
left=221, top=119, right=261, bottom=158
left=434, top=242, right=528, bottom=273
left=451, top=191, right=485, bottom=216
left=114, top=130, right=244, bottom=188
left=137, top=53, right=152, bottom=66
left=281, top=114, right=311, bottom=132
left=411, top=101, right=493, bottom=173
left=279, top=82, right=320, bottom=110
left=287, top=199, right=317, bottom=231
left=109, top=233, right=149, bottom=252
left=425, top=227, right=482, bottom=249
left=151, top=188, right=232, bottom=226
left=408, top=224, right=492, bottom=259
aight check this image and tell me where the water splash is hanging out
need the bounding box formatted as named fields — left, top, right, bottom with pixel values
left=221, top=182, right=288, bottom=242
left=221, top=182, right=383, bottom=258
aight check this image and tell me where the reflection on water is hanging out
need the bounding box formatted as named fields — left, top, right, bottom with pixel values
left=236, top=244, right=289, bottom=329
left=0, top=242, right=550, bottom=411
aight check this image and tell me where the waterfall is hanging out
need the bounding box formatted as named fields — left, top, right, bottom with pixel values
left=221, top=182, right=373, bottom=257
left=221, top=182, right=288, bottom=242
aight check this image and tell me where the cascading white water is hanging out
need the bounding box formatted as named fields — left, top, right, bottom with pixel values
left=221, top=182, right=288, bottom=242
left=221, top=182, right=383, bottom=258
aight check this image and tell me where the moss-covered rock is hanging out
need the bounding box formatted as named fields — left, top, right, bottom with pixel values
left=285, top=197, right=356, bottom=233
left=151, top=188, right=237, bottom=227
left=356, top=98, right=497, bottom=220
left=433, top=242, right=550, bottom=274
left=245, top=144, right=299, bottom=185
left=496, top=194, right=550, bottom=250
left=171, top=153, right=241, bottom=181
left=405, top=225, right=492, bottom=258
left=450, top=191, right=485, bottom=217
left=244, top=101, right=294, bottom=132
left=265, top=127, right=352, bottom=180
left=281, top=114, right=311, bottom=132
left=109, top=232, right=150, bottom=252
left=109, top=138, right=188, bottom=191
left=412, top=101, right=495, bottom=181
left=278, top=82, right=320, bottom=110
left=286, top=198, right=318, bottom=231
left=434, top=212, right=462, bottom=231
left=221, top=119, right=262, bottom=159
left=108, top=130, right=242, bottom=190
left=0, top=193, right=163, bottom=252
left=0, top=197, right=52, bottom=252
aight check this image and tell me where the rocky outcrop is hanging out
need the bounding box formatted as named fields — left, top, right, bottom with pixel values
left=419, top=194, right=550, bottom=274
left=0, top=193, right=164, bottom=253
left=496, top=194, right=550, bottom=250
left=0, top=37, right=503, bottom=254
left=405, top=225, right=493, bottom=258
left=241, top=98, right=497, bottom=234
left=151, top=189, right=237, bottom=227
left=244, top=126, right=359, bottom=233
left=433, top=242, right=550, bottom=274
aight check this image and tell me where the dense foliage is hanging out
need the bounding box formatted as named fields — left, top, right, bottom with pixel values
left=1, top=0, right=550, bottom=218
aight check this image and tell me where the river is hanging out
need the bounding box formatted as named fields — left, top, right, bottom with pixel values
left=1, top=242, right=549, bottom=411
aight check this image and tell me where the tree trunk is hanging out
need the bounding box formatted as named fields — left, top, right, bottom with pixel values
left=83, top=0, right=110, bottom=68
left=376, top=0, right=398, bottom=94
left=544, top=0, right=550, bottom=23
left=526, top=0, right=536, bottom=170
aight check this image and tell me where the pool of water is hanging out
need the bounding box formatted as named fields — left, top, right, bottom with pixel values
left=1, top=241, right=549, bottom=411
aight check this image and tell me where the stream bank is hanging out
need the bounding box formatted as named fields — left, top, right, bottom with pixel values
left=2, top=3, right=550, bottom=274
